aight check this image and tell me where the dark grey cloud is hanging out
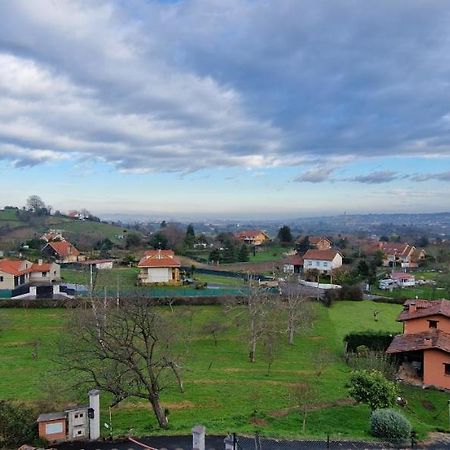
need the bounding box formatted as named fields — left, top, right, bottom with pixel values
left=411, top=171, right=450, bottom=182
left=347, top=171, right=399, bottom=184
left=1, top=0, right=450, bottom=172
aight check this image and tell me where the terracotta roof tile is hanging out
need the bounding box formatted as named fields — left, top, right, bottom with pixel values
left=47, top=241, right=80, bottom=257
left=283, top=255, right=304, bottom=265
left=138, top=250, right=181, bottom=268
left=386, top=330, right=450, bottom=354
left=397, top=299, right=450, bottom=322
left=303, top=249, right=340, bottom=261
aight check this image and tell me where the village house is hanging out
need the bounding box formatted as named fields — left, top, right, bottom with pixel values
left=235, top=230, right=270, bottom=246
left=391, top=271, right=416, bottom=288
left=386, top=299, right=450, bottom=390
left=0, top=258, right=62, bottom=298
left=308, top=236, right=332, bottom=250
left=379, top=242, right=426, bottom=268
left=40, top=230, right=65, bottom=242
left=138, top=249, right=181, bottom=285
left=80, top=259, right=115, bottom=270
left=303, top=249, right=343, bottom=275
left=42, top=240, right=84, bottom=263
left=282, top=254, right=304, bottom=274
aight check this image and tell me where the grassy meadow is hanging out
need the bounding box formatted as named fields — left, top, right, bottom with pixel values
left=0, top=301, right=449, bottom=441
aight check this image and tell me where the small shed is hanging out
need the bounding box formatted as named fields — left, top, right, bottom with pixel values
left=37, top=412, right=67, bottom=443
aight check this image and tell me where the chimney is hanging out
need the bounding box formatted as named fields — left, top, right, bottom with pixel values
left=409, top=302, right=417, bottom=313
left=423, top=337, right=432, bottom=347
left=88, top=389, right=100, bottom=440
left=38, top=259, right=43, bottom=265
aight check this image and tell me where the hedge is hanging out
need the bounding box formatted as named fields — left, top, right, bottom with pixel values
left=344, top=330, right=395, bottom=353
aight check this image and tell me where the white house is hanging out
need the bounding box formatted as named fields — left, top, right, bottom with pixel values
left=137, top=250, right=181, bottom=285
left=303, top=249, right=342, bottom=274
left=391, top=272, right=416, bottom=288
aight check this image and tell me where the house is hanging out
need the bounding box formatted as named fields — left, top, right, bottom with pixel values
left=303, top=249, right=342, bottom=274
left=391, top=272, right=416, bottom=288
left=80, top=259, right=114, bottom=270
left=386, top=299, right=450, bottom=390
left=138, top=249, right=181, bottom=285
left=283, top=254, right=304, bottom=274
left=37, top=390, right=100, bottom=444
left=42, top=241, right=83, bottom=263
left=0, top=258, right=62, bottom=299
left=40, top=230, right=65, bottom=242
left=235, top=230, right=270, bottom=246
left=308, top=236, right=332, bottom=250
left=380, top=242, right=418, bottom=268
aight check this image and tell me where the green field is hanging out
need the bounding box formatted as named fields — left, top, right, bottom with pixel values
left=194, top=273, right=245, bottom=287
left=248, top=245, right=289, bottom=263
left=1, top=300, right=448, bottom=440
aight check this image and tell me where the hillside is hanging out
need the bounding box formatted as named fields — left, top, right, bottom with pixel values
left=0, top=208, right=133, bottom=249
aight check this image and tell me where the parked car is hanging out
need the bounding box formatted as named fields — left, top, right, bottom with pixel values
left=379, top=279, right=398, bottom=290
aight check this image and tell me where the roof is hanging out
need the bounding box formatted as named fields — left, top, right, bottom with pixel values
left=138, top=250, right=181, bottom=268
left=37, top=412, right=66, bottom=422
left=236, top=230, right=269, bottom=239
left=308, top=236, right=330, bottom=245
left=386, top=329, right=450, bottom=354
left=0, top=259, right=55, bottom=276
left=303, top=249, right=340, bottom=261
left=381, top=242, right=413, bottom=256
left=47, top=241, right=80, bottom=257
left=397, top=299, right=450, bottom=322
left=391, top=272, right=415, bottom=280
left=283, top=254, right=304, bottom=266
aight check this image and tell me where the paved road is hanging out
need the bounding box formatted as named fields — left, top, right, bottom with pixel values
left=55, top=434, right=450, bottom=450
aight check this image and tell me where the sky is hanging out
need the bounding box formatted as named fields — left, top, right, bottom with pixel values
left=1, top=0, right=450, bottom=219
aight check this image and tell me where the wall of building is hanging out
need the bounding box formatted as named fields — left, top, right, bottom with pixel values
left=38, top=419, right=67, bottom=443
left=424, top=349, right=450, bottom=390
left=404, top=315, right=450, bottom=334
left=0, top=272, right=15, bottom=290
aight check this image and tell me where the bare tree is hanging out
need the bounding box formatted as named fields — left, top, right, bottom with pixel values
left=26, top=195, right=45, bottom=212
left=280, top=278, right=313, bottom=345
left=200, top=320, right=228, bottom=346
left=57, top=300, right=186, bottom=429
left=289, top=381, right=318, bottom=433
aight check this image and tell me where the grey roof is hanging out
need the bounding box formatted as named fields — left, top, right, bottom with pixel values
left=37, top=411, right=66, bottom=422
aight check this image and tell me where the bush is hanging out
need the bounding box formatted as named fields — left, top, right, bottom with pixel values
left=0, top=401, right=38, bottom=447
left=344, top=331, right=394, bottom=353
left=340, top=284, right=363, bottom=301
left=370, top=408, right=412, bottom=442
left=348, top=370, right=398, bottom=411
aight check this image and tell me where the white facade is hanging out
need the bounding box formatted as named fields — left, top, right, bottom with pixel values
left=142, top=267, right=171, bottom=283
left=303, top=253, right=342, bottom=274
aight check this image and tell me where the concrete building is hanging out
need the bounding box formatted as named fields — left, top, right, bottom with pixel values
left=138, top=249, right=181, bottom=285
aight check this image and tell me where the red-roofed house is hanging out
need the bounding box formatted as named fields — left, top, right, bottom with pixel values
left=138, top=250, right=181, bottom=285
left=235, top=230, right=270, bottom=246
left=0, top=258, right=61, bottom=297
left=307, top=236, right=332, bottom=251
left=42, top=241, right=83, bottom=263
left=303, top=249, right=342, bottom=274
left=283, top=254, right=304, bottom=274
left=380, top=242, right=418, bottom=268
left=386, top=299, right=450, bottom=390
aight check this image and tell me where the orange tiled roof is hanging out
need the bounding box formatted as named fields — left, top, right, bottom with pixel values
left=283, top=254, right=304, bottom=266
left=0, top=259, right=53, bottom=275
left=397, top=299, right=450, bottom=322
left=236, top=230, right=269, bottom=239
left=386, top=329, right=450, bottom=354
left=303, top=249, right=340, bottom=261
left=138, top=250, right=181, bottom=268
left=381, top=242, right=413, bottom=256
left=47, top=241, right=80, bottom=257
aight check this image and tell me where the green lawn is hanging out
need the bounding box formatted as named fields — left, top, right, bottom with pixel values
left=248, top=245, right=290, bottom=263
left=0, top=301, right=448, bottom=441
left=194, top=273, right=245, bottom=287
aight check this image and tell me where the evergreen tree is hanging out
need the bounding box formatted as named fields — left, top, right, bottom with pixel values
left=184, top=224, right=196, bottom=248
left=278, top=225, right=293, bottom=244
left=238, top=244, right=250, bottom=262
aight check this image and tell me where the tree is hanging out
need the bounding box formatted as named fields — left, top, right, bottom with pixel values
left=209, top=248, right=221, bottom=263
left=357, top=260, right=369, bottom=277
left=125, top=232, right=142, bottom=249
left=238, top=244, right=249, bottom=262
left=149, top=232, right=169, bottom=250
left=348, top=370, right=398, bottom=411
left=184, top=224, right=196, bottom=248
left=0, top=401, right=37, bottom=447
left=200, top=320, right=228, bottom=346
left=281, top=281, right=312, bottom=345
left=289, top=381, right=318, bottom=433
left=296, top=236, right=310, bottom=254
left=26, top=195, right=46, bottom=212
left=58, top=300, right=186, bottom=429
left=278, top=225, right=293, bottom=244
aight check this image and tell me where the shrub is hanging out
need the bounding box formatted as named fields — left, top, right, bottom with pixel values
left=344, top=331, right=394, bottom=353
left=348, top=370, right=398, bottom=411
left=370, top=408, right=412, bottom=442
left=0, top=401, right=38, bottom=447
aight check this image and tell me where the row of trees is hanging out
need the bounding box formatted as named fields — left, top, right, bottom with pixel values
left=57, top=280, right=314, bottom=429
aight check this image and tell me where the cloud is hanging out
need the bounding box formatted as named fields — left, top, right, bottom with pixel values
left=347, top=170, right=399, bottom=184
left=294, top=166, right=335, bottom=183
left=1, top=0, right=450, bottom=174
left=410, top=171, right=450, bottom=182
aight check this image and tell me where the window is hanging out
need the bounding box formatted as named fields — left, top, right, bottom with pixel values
left=77, top=430, right=82, bottom=435
left=42, top=272, right=48, bottom=277
left=429, top=320, right=438, bottom=329
left=74, top=414, right=78, bottom=418
left=45, top=422, right=63, bottom=435
left=444, top=363, right=450, bottom=376
left=79, top=413, right=83, bottom=418
left=0, top=276, right=3, bottom=282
